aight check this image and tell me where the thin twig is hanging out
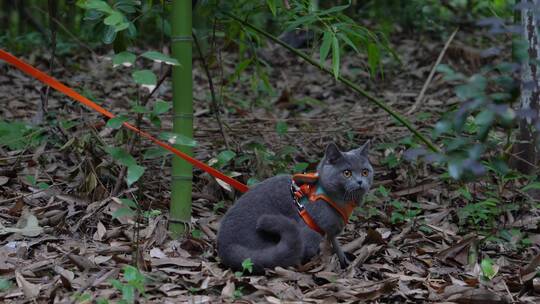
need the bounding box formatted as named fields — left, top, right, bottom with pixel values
left=407, top=28, right=458, bottom=115
left=111, top=68, right=171, bottom=196
left=31, top=5, right=97, bottom=57
left=192, top=31, right=231, bottom=150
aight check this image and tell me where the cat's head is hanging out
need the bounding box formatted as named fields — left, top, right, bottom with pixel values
left=317, top=141, right=373, bottom=204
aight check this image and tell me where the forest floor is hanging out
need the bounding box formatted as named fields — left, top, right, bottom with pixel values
left=0, top=27, right=539, bottom=303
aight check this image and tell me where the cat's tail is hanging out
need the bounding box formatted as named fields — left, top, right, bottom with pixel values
left=221, top=214, right=303, bottom=274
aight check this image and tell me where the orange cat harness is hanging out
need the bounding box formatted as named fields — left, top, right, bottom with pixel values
left=291, top=173, right=356, bottom=235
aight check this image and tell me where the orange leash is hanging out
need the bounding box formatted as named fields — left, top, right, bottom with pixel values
left=0, top=49, right=249, bottom=193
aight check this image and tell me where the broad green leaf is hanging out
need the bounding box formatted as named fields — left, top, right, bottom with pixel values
left=104, top=11, right=123, bottom=26
left=132, top=69, right=157, bottom=91
left=293, top=162, right=309, bottom=173
left=143, top=147, right=169, bottom=159
left=105, top=147, right=136, bottom=167
left=79, top=0, right=113, bottom=13
left=319, top=31, right=332, bottom=63
left=0, top=278, right=12, bottom=292
left=158, top=132, right=197, bottom=147
left=481, top=258, right=498, bottom=280
left=112, top=51, right=135, bottom=67
left=131, top=104, right=149, bottom=113
left=216, top=150, right=236, bottom=167
left=119, top=198, right=138, bottom=209
left=121, top=285, right=135, bottom=303
left=153, top=100, right=171, bottom=115
left=106, top=116, right=128, bottom=129
left=114, top=22, right=130, bottom=32
left=126, top=164, right=144, bottom=186
left=276, top=121, right=288, bottom=135
left=367, top=42, right=380, bottom=77
left=331, top=35, right=340, bottom=79
left=141, top=51, right=179, bottom=66
left=102, top=25, right=117, bottom=44
left=112, top=207, right=136, bottom=218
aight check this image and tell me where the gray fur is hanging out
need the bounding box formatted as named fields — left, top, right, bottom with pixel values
left=217, top=142, right=373, bottom=274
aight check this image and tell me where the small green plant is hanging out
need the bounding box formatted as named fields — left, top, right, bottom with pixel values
left=234, top=258, right=254, bottom=277
left=389, top=200, right=421, bottom=224
left=480, top=258, right=498, bottom=281
left=0, top=278, right=12, bottom=292
left=110, top=265, right=147, bottom=304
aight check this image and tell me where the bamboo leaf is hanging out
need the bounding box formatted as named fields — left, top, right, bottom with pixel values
left=319, top=31, right=333, bottom=63
left=332, top=35, right=340, bottom=79
left=266, top=0, right=277, bottom=16
left=522, top=181, right=540, bottom=191
left=141, top=51, right=180, bottom=66
left=337, top=32, right=359, bottom=53
left=367, top=42, right=380, bottom=77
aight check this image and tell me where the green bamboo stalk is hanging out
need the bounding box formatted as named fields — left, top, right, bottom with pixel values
left=169, top=0, right=193, bottom=237
left=224, top=12, right=440, bottom=153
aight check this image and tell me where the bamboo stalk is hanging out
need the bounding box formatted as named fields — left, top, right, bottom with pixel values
left=169, top=0, right=193, bottom=237
left=224, top=12, right=440, bottom=153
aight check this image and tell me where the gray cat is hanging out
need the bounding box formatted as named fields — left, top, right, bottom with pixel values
left=217, top=142, right=373, bottom=274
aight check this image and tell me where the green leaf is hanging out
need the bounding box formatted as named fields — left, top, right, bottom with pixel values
left=241, top=258, right=253, bottom=273
left=367, top=42, right=380, bottom=77
left=153, top=100, right=171, bottom=115
left=106, top=116, right=128, bottom=129
left=79, top=0, right=113, bottom=13
left=114, top=22, right=130, bottom=32
left=102, top=25, right=117, bottom=44
left=0, top=278, right=12, bottom=291
left=119, top=198, right=138, bottom=209
left=158, top=132, right=197, bottom=147
left=104, top=11, right=123, bottom=26
left=522, top=182, right=540, bottom=192
left=143, top=147, right=169, bottom=159
left=276, top=121, right=288, bottom=135
left=480, top=258, right=497, bottom=280
left=126, top=164, right=144, bottom=186
left=131, top=104, right=149, bottom=113
left=132, top=69, right=157, bottom=87
left=337, top=32, right=359, bottom=54
left=319, top=31, right=333, bottom=63
left=113, top=51, right=136, bottom=67
left=331, top=35, right=340, bottom=79
left=106, top=147, right=137, bottom=167
left=293, top=162, right=309, bottom=173
left=266, top=0, right=277, bottom=16
left=112, top=207, right=136, bottom=218
left=217, top=150, right=236, bottom=167
left=121, top=285, right=135, bottom=303
left=141, top=51, right=179, bottom=66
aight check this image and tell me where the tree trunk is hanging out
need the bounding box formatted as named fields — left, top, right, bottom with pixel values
left=512, top=0, right=540, bottom=175
left=169, top=0, right=193, bottom=237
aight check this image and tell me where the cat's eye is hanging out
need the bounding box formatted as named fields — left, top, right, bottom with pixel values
left=343, top=170, right=352, bottom=178
left=361, top=169, right=370, bottom=177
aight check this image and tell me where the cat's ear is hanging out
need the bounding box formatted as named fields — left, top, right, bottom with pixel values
left=324, top=143, right=343, bottom=164
left=353, top=140, right=370, bottom=157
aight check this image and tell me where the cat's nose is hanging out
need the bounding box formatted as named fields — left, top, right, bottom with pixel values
left=356, top=180, right=363, bottom=186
